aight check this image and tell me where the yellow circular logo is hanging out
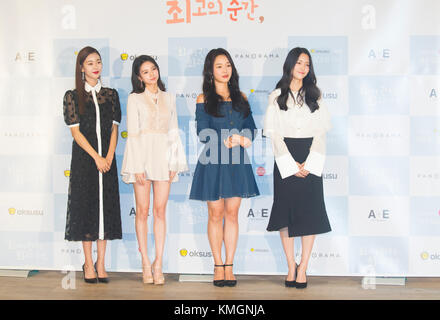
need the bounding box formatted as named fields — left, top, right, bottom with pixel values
left=421, top=252, right=429, bottom=260
left=250, top=89, right=255, bottom=93
left=180, top=249, right=188, bottom=257
left=74, top=51, right=78, bottom=56
left=121, top=131, right=128, bottom=139
left=121, top=53, right=128, bottom=61
left=8, top=208, right=16, bottom=215
left=250, top=248, right=255, bottom=252
left=64, top=170, right=70, bottom=177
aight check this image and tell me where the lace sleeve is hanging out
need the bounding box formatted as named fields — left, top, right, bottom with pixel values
left=111, top=89, right=122, bottom=125
left=63, top=90, right=80, bottom=127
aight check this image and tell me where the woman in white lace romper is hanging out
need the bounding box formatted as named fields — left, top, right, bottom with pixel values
left=121, top=55, right=188, bottom=285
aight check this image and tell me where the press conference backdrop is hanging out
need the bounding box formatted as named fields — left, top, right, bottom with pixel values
left=0, top=0, right=439, bottom=277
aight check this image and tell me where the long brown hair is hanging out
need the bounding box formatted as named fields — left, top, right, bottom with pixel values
left=202, top=48, right=250, bottom=118
left=75, top=46, right=101, bottom=114
left=275, top=47, right=321, bottom=112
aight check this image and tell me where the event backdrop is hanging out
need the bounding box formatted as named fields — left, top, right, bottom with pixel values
left=0, top=0, right=439, bottom=277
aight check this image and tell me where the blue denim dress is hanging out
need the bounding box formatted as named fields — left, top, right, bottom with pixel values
left=189, top=102, right=260, bottom=201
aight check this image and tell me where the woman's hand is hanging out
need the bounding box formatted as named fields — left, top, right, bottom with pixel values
left=300, top=168, right=310, bottom=177
left=294, top=171, right=306, bottom=178
left=169, top=171, right=177, bottom=183
left=230, top=134, right=252, bottom=148
left=225, top=134, right=251, bottom=148
left=95, top=156, right=110, bottom=173
left=294, top=162, right=306, bottom=178
left=296, top=162, right=309, bottom=178
left=135, top=173, right=146, bottom=185
left=105, top=154, right=114, bottom=168
left=224, top=136, right=239, bottom=148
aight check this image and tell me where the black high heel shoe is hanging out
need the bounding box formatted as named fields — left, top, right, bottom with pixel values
left=94, top=262, right=109, bottom=283
left=224, top=264, right=237, bottom=287
left=285, top=263, right=297, bottom=288
left=82, top=264, right=97, bottom=284
left=213, top=265, right=225, bottom=287
left=296, top=266, right=307, bottom=289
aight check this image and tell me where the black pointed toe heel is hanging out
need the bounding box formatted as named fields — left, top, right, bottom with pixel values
left=94, top=262, right=109, bottom=284
left=82, top=264, right=97, bottom=284
left=285, top=263, right=297, bottom=288
left=224, top=264, right=237, bottom=287
left=213, top=264, right=225, bottom=287
left=296, top=266, right=307, bottom=289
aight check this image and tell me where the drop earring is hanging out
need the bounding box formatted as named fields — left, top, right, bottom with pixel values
left=81, top=72, right=85, bottom=81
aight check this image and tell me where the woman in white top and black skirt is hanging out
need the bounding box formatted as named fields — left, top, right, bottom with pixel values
left=264, top=47, right=332, bottom=289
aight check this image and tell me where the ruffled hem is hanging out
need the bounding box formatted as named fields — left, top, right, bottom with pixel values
left=65, top=235, right=122, bottom=242
left=267, top=202, right=331, bottom=237
left=189, top=192, right=260, bottom=202
left=266, top=223, right=332, bottom=237
left=121, top=170, right=180, bottom=183
left=121, top=134, right=189, bottom=183
left=189, top=161, right=260, bottom=201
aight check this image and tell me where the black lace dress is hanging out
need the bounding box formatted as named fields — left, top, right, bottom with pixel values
left=63, top=86, right=122, bottom=241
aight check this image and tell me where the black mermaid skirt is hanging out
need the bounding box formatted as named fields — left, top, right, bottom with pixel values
left=266, top=137, right=331, bottom=237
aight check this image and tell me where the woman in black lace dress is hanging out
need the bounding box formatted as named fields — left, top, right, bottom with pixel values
left=63, top=46, right=122, bottom=283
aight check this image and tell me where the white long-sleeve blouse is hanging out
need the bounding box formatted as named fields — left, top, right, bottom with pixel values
left=121, top=89, right=188, bottom=183
left=263, top=88, right=332, bottom=179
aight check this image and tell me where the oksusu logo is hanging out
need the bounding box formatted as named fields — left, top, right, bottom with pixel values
left=180, top=248, right=212, bottom=258
left=120, top=53, right=158, bottom=61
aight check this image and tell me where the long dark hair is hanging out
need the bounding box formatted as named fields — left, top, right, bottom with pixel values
left=202, top=48, right=250, bottom=118
left=75, top=46, right=101, bottom=114
left=275, top=47, right=321, bottom=112
left=131, top=55, right=166, bottom=93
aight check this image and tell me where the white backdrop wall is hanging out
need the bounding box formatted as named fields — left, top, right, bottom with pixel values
left=0, top=0, right=439, bottom=276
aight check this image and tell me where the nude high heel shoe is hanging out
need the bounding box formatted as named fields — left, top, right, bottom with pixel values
left=142, top=265, right=154, bottom=284
left=152, top=263, right=165, bottom=285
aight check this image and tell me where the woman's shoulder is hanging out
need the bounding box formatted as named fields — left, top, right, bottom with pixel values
left=160, top=90, right=175, bottom=102
left=316, top=99, right=329, bottom=114
left=195, top=96, right=208, bottom=116
left=64, top=88, right=76, bottom=95
left=101, top=87, right=119, bottom=96
left=127, top=92, right=143, bottom=106
left=128, top=91, right=143, bottom=99
left=196, top=94, right=205, bottom=104
left=266, top=89, right=281, bottom=108
left=269, top=88, right=281, bottom=99
left=63, top=89, right=77, bottom=101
